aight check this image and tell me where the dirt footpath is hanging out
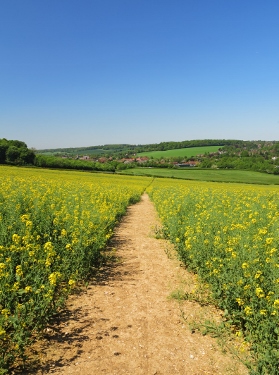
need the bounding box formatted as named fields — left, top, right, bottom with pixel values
left=31, top=193, right=248, bottom=375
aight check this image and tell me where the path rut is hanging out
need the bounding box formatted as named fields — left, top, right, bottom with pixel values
left=30, top=194, right=248, bottom=375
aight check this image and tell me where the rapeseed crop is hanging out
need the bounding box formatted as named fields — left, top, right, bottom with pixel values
left=2, top=166, right=278, bottom=374
left=148, top=179, right=279, bottom=375
left=0, top=166, right=150, bottom=372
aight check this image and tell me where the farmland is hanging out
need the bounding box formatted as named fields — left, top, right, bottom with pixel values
left=120, top=167, right=279, bottom=185
left=137, top=145, right=221, bottom=159
left=1, top=165, right=279, bottom=374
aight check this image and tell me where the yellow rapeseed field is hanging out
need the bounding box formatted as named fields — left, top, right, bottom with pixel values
left=0, top=166, right=151, bottom=371
left=1, top=166, right=279, bottom=374
left=148, top=178, right=279, bottom=374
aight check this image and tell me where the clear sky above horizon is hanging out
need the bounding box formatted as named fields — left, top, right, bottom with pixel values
left=1, top=0, right=279, bottom=149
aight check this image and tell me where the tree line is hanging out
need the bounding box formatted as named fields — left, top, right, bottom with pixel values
left=37, top=139, right=239, bottom=158
left=1, top=138, right=279, bottom=175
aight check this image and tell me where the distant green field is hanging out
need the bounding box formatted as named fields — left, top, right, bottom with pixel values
left=137, top=146, right=221, bottom=159
left=119, top=168, right=279, bottom=185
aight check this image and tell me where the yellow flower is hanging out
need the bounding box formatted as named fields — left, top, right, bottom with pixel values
left=53, top=217, right=59, bottom=225
left=26, top=220, right=33, bottom=228
left=255, top=287, right=265, bottom=298
left=48, top=272, right=61, bottom=286
left=0, top=263, right=5, bottom=271
left=16, top=265, right=23, bottom=277
left=236, top=298, right=244, bottom=306
left=12, top=234, right=21, bottom=244
left=244, top=306, right=252, bottom=315
left=12, top=282, right=20, bottom=291
left=1, top=309, right=10, bottom=318
left=45, top=258, right=52, bottom=267
left=61, top=229, right=67, bottom=237
left=20, top=214, right=29, bottom=222
left=44, top=241, right=53, bottom=252
left=254, top=271, right=262, bottom=279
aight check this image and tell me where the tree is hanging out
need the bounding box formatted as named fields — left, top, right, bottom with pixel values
left=6, top=146, right=21, bottom=163
left=20, top=148, right=35, bottom=164
left=273, top=143, right=279, bottom=156
left=0, top=144, right=8, bottom=164
left=0, top=138, right=35, bottom=165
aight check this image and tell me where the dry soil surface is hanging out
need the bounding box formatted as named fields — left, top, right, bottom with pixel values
left=26, top=193, right=248, bottom=375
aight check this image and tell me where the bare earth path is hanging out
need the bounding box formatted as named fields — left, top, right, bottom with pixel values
left=31, top=194, right=248, bottom=375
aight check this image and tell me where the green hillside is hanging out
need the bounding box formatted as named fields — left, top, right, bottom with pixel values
left=137, top=146, right=221, bottom=159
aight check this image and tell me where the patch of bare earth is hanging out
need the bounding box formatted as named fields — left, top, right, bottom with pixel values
left=24, top=193, right=248, bottom=375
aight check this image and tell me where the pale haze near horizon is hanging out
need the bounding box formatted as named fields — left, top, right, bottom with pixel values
left=1, top=0, right=279, bottom=149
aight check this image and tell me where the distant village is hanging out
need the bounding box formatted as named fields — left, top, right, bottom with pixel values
left=62, top=154, right=201, bottom=167
left=51, top=140, right=279, bottom=173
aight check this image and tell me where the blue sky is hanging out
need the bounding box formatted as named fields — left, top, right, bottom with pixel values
left=1, top=0, right=279, bottom=149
